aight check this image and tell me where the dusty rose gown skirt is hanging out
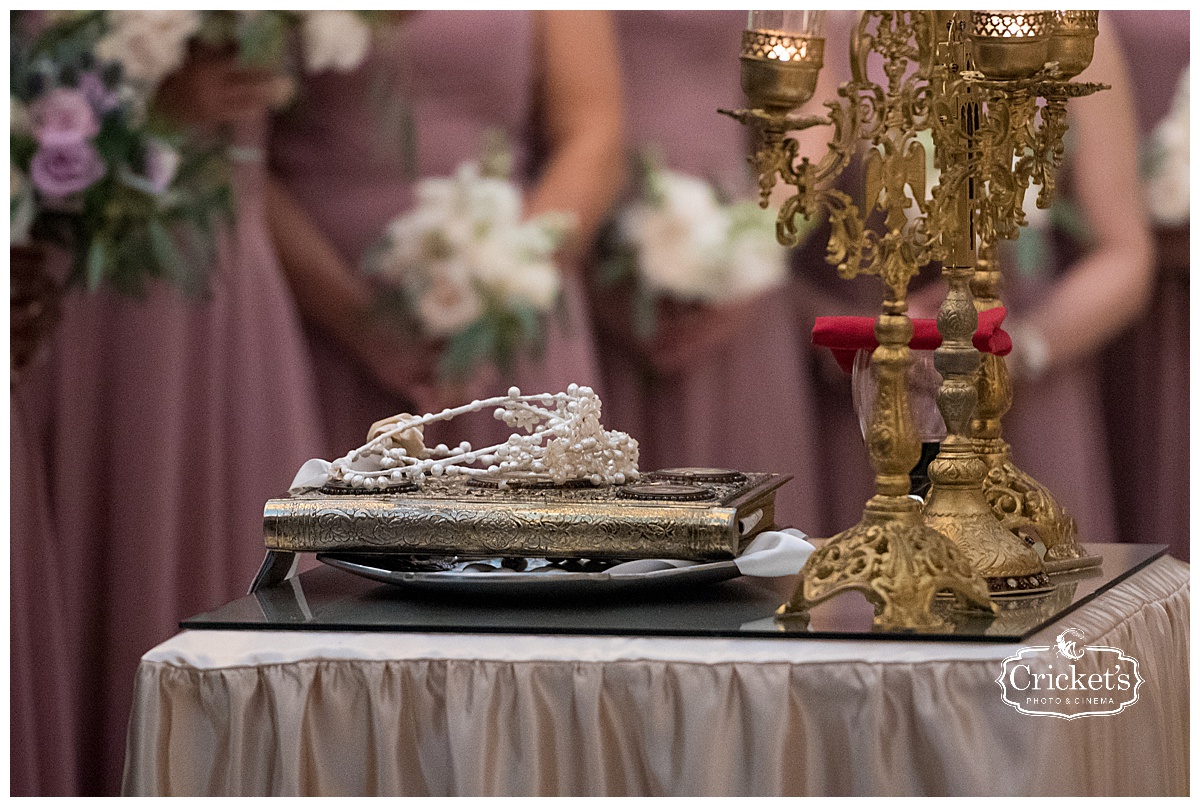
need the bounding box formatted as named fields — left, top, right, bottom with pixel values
left=30, top=120, right=324, bottom=795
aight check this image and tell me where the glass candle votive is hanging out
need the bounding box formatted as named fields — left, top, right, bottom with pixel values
left=969, top=10, right=1053, bottom=80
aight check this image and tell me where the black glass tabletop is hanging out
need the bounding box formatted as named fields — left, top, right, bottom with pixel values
left=183, top=543, right=1167, bottom=642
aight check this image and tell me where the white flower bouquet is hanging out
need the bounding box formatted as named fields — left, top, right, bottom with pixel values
left=366, top=156, right=573, bottom=380
left=1143, top=66, right=1189, bottom=227
left=192, top=10, right=380, bottom=79
left=604, top=157, right=789, bottom=333
left=89, top=10, right=379, bottom=93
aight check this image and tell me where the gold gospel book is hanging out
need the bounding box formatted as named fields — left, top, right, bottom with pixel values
left=263, top=470, right=790, bottom=561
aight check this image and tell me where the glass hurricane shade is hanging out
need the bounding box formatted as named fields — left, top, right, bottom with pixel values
left=747, top=10, right=826, bottom=39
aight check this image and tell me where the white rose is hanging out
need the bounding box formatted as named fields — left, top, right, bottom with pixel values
left=625, top=200, right=725, bottom=301
left=470, top=235, right=561, bottom=312
left=513, top=213, right=574, bottom=258
left=723, top=232, right=788, bottom=301
left=466, top=175, right=523, bottom=230
left=413, top=175, right=460, bottom=216
left=1145, top=68, right=1189, bottom=226
left=417, top=261, right=484, bottom=337
left=1147, top=169, right=1189, bottom=227
left=653, top=169, right=724, bottom=225
left=504, top=260, right=561, bottom=311
left=96, top=10, right=200, bottom=87
left=720, top=202, right=788, bottom=301
left=301, top=11, right=372, bottom=74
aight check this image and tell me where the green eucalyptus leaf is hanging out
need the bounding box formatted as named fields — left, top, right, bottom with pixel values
left=237, top=10, right=289, bottom=68
left=438, top=318, right=493, bottom=380
left=512, top=304, right=540, bottom=342
left=597, top=250, right=635, bottom=286
left=633, top=289, right=658, bottom=339
left=85, top=237, right=108, bottom=291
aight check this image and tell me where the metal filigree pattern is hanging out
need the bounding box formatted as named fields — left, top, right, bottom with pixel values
left=971, top=11, right=1052, bottom=38
left=723, top=11, right=937, bottom=298
left=1054, top=10, right=1099, bottom=31
left=781, top=511, right=996, bottom=631
left=726, top=9, right=1106, bottom=627
left=981, top=460, right=1090, bottom=567
left=740, top=29, right=823, bottom=63
left=263, top=474, right=788, bottom=562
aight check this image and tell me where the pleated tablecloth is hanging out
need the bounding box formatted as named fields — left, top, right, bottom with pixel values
left=122, top=556, right=1189, bottom=796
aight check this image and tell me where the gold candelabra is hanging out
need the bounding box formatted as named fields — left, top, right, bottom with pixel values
left=723, top=10, right=1105, bottom=629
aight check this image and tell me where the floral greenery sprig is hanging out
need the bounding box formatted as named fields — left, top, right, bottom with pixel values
left=601, top=152, right=793, bottom=336
left=193, top=11, right=381, bottom=78
left=10, top=10, right=231, bottom=295
left=365, top=133, right=574, bottom=380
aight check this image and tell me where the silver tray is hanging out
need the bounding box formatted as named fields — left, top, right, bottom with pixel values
left=317, top=554, right=743, bottom=598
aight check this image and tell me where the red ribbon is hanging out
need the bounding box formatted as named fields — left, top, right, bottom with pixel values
left=812, top=306, right=1013, bottom=373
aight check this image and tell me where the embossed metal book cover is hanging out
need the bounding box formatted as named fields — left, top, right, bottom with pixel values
left=263, top=470, right=790, bottom=560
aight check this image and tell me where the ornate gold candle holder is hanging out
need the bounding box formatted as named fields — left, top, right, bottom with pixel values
left=724, top=10, right=1109, bottom=623
left=968, top=10, right=1053, bottom=79
left=922, top=11, right=1051, bottom=594
left=935, top=10, right=1105, bottom=575
left=922, top=259, right=1050, bottom=594
left=1049, top=10, right=1099, bottom=79
left=724, top=11, right=998, bottom=631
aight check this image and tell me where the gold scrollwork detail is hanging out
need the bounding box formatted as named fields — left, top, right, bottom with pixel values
left=782, top=513, right=997, bottom=631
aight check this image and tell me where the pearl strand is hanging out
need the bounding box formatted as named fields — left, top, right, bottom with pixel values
left=328, top=384, right=638, bottom=490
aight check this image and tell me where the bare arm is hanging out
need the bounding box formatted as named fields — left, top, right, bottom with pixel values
left=526, top=10, right=625, bottom=269
left=264, top=175, right=440, bottom=400
left=1013, top=16, right=1154, bottom=374
left=264, top=176, right=372, bottom=350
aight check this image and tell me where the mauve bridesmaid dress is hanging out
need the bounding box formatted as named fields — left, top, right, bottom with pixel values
left=595, top=10, right=821, bottom=532
left=270, top=11, right=599, bottom=459
left=1102, top=11, right=1189, bottom=561
left=36, top=117, right=324, bottom=795
left=11, top=363, right=78, bottom=797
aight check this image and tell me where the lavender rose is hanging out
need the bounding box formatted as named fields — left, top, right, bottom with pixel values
left=30, top=141, right=106, bottom=197
left=31, top=87, right=100, bottom=147
left=78, top=72, right=122, bottom=114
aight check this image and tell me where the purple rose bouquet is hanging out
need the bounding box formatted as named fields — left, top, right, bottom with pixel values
left=11, top=11, right=232, bottom=295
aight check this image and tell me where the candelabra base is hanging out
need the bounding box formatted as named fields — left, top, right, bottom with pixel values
left=924, top=454, right=1053, bottom=595
left=978, top=445, right=1101, bottom=574
left=778, top=495, right=997, bottom=632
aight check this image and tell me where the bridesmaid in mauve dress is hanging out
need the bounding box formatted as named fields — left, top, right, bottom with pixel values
left=1101, top=12, right=1189, bottom=561
left=33, top=60, right=325, bottom=794
left=593, top=10, right=820, bottom=532
left=268, top=11, right=623, bottom=458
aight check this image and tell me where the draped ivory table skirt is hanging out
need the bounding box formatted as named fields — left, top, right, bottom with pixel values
left=122, top=556, right=1189, bottom=796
